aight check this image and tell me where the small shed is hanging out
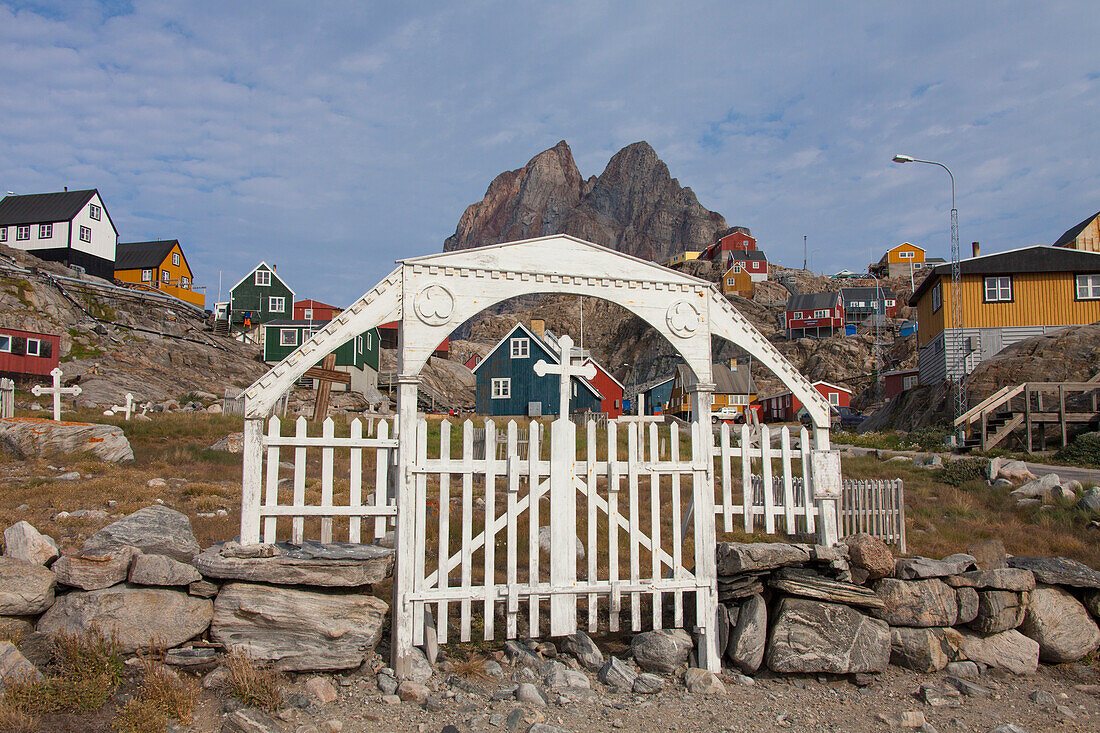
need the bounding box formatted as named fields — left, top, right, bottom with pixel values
left=0, top=327, right=60, bottom=378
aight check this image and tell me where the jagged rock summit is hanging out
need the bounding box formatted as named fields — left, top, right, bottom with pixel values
left=443, top=140, right=728, bottom=264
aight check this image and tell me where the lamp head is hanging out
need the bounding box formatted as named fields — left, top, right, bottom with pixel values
left=892, top=154, right=915, bottom=163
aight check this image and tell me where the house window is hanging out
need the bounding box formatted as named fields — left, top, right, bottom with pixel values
left=726, top=278, right=736, bottom=287
left=356, top=335, right=363, bottom=352
left=814, top=309, right=828, bottom=318
left=791, top=311, right=800, bottom=319
left=366, top=332, right=372, bottom=349
left=898, top=250, right=915, bottom=259
left=0, top=228, right=6, bottom=242
left=25, top=339, right=40, bottom=357
left=39, top=224, right=52, bottom=238
left=161, top=270, right=170, bottom=283
left=172, top=252, right=180, bottom=266
left=828, top=392, right=840, bottom=406
left=902, top=375, right=918, bottom=390
left=491, top=378, right=511, bottom=399
left=983, top=275, right=1012, bottom=302
left=16, top=225, right=30, bottom=241
left=255, top=270, right=271, bottom=286
left=1076, top=274, right=1100, bottom=300
left=303, top=308, right=313, bottom=320
left=89, top=204, right=101, bottom=220
left=886, top=299, right=895, bottom=307
left=269, top=296, right=285, bottom=313
left=932, top=283, right=942, bottom=313
left=510, top=338, right=529, bottom=359
left=0, top=335, right=9, bottom=352
left=181, top=277, right=189, bottom=288
left=141, top=269, right=152, bottom=282
left=279, top=328, right=298, bottom=347
left=731, top=264, right=742, bottom=273
left=79, top=225, right=91, bottom=242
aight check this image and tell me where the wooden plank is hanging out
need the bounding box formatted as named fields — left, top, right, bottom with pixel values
left=412, top=419, right=428, bottom=646
left=627, top=422, right=641, bottom=630
left=649, top=422, right=662, bottom=629
left=761, top=425, right=775, bottom=534
left=483, top=419, right=497, bottom=641
left=460, top=420, right=474, bottom=642
left=670, top=422, right=683, bottom=627
left=437, top=420, right=451, bottom=644
left=263, top=416, right=281, bottom=544
left=1060, top=385, right=1067, bottom=448
left=800, top=427, right=815, bottom=535
left=320, top=418, right=335, bottom=544
left=586, top=419, right=598, bottom=633
left=506, top=420, right=519, bottom=639
left=740, top=423, right=752, bottom=532
left=780, top=427, right=795, bottom=533
left=348, top=419, right=363, bottom=543
left=373, top=420, right=389, bottom=540
left=897, top=480, right=908, bottom=554
left=607, top=421, right=620, bottom=633
left=528, top=421, right=541, bottom=638
left=240, top=418, right=265, bottom=545
left=720, top=422, right=732, bottom=532
left=291, top=416, right=308, bottom=545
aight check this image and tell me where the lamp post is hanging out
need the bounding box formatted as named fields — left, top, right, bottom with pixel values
left=892, top=154, right=967, bottom=434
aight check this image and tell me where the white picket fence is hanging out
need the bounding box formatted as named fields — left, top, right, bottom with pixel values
left=839, top=478, right=907, bottom=553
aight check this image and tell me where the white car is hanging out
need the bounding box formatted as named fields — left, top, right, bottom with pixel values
left=712, top=407, right=743, bottom=424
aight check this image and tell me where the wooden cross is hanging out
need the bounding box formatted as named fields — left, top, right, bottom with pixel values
left=304, top=353, right=351, bottom=421
left=31, top=367, right=82, bottom=421
left=103, top=393, right=134, bottom=420
left=533, top=334, right=596, bottom=418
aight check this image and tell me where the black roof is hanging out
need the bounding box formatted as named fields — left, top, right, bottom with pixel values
left=115, top=240, right=179, bottom=270
left=909, top=245, right=1100, bottom=305
left=785, top=292, right=841, bottom=311
left=841, top=286, right=895, bottom=301
left=1053, top=211, right=1100, bottom=248
left=729, top=250, right=768, bottom=261
left=0, top=190, right=97, bottom=226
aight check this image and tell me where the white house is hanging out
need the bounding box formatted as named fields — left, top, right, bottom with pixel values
left=0, top=189, right=119, bottom=279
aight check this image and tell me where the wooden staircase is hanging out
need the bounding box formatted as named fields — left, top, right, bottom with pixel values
left=955, top=378, right=1100, bottom=453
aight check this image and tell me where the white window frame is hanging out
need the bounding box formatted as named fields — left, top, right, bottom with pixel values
left=491, top=378, right=511, bottom=399
left=141, top=269, right=152, bottom=282
left=39, top=224, right=52, bottom=238
left=356, top=335, right=363, bottom=352
left=726, top=278, right=736, bottom=287
left=172, top=252, right=180, bottom=266
left=510, top=337, right=530, bottom=359
left=269, top=296, right=285, bottom=313
left=161, top=270, right=170, bottom=283
left=25, top=339, right=41, bottom=357
left=983, top=275, right=1012, bottom=302
left=1075, top=274, right=1100, bottom=300
left=255, top=270, right=271, bottom=286
left=932, top=283, right=942, bottom=313
left=814, top=309, right=828, bottom=318
left=886, top=299, right=895, bottom=307
left=828, top=391, right=840, bottom=406
left=366, top=332, right=372, bottom=350
left=16, top=225, right=30, bottom=241
left=79, top=225, right=91, bottom=243
left=791, top=311, right=800, bottom=319
left=0, top=227, right=6, bottom=242
left=0, top=335, right=9, bottom=352
left=898, top=250, right=915, bottom=259
left=181, top=276, right=190, bottom=288
left=89, top=204, right=101, bottom=220
left=279, top=328, right=298, bottom=347
left=303, top=308, right=314, bottom=320
left=902, top=375, right=918, bottom=390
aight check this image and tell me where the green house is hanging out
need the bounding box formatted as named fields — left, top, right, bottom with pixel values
left=228, top=262, right=295, bottom=328
left=262, top=320, right=380, bottom=395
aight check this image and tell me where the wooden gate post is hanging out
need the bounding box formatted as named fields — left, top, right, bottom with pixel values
left=811, top=426, right=841, bottom=546
left=689, top=382, right=721, bottom=673
left=240, top=416, right=265, bottom=545
left=392, top=374, right=420, bottom=678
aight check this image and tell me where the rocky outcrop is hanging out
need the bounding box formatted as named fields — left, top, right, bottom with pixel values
left=0, top=417, right=134, bottom=462
left=82, top=506, right=200, bottom=562
left=443, top=141, right=728, bottom=266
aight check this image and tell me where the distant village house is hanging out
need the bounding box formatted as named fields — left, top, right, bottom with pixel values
left=759, top=381, right=851, bottom=422
left=783, top=292, right=844, bottom=339
left=114, top=240, right=204, bottom=309
left=0, top=189, right=118, bottom=279
left=1053, top=210, right=1100, bottom=252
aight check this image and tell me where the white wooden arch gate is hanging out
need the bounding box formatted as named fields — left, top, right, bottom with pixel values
left=237, top=235, right=841, bottom=675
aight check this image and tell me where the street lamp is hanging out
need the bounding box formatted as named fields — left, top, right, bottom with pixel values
left=892, top=153, right=967, bottom=434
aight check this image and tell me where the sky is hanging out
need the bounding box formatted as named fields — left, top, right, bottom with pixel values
left=1, top=1, right=1098, bottom=307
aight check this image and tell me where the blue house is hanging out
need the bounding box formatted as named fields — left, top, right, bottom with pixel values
left=643, top=376, right=675, bottom=415
left=473, top=323, right=603, bottom=417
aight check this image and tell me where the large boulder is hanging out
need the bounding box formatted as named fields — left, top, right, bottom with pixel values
left=988, top=458, right=1034, bottom=483
left=890, top=626, right=964, bottom=673
left=0, top=641, right=42, bottom=689
left=211, top=582, right=388, bottom=671
left=765, top=597, right=890, bottom=674
left=37, top=585, right=213, bottom=653
left=768, top=568, right=884, bottom=608
left=872, top=578, right=958, bottom=627
left=716, top=542, right=810, bottom=574
left=957, top=629, right=1039, bottom=675
left=1007, top=556, right=1100, bottom=589
left=845, top=534, right=894, bottom=580
left=726, top=593, right=766, bottom=673
left=3, top=521, right=59, bottom=566
left=969, top=590, right=1027, bottom=634
left=128, top=553, right=203, bottom=586
left=193, top=541, right=394, bottom=587
left=966, top=539, right=1007, bottom=571
left=893, top=554, right=975, bottom=580
left=630, top=629, right=692, bottom=674
left=560, top=632, right=604, bottom=671
left=1020, top=585, right=1100, bottom=663
left=82, top=506, right=200, bottom=562
left=1011, top=473, right=1061, bottom=500
left=51, top=547, right=137, bottom=591
left=944, top=568, right=1034, bottom=591
left=0, top=557, right=56, bottom=615
left=0, top=417, right=134, bottom=462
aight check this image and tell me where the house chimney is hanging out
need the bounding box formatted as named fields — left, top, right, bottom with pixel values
left=530, top=319, right=545, bottom=336
left=64, top=186, right=68, bottom=192
left=972, top=242, right=980, bottom=258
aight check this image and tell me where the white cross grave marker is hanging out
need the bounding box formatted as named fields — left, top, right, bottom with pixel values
left=532, top=335, right=596, bottom=419
left=31, top=367, right=82, bottom=422
left=103, top=393, right=134, bottom=420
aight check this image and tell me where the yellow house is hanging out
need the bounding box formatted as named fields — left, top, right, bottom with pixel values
left=1053, top=210, right=1100, bottom=252
left=114, top=240, right=204, bottom=308
left=909, top=245, right=1100, bottom=384
left=875, top=242, right=926, bottom=279
left=667, top=251, right=700, bottom=267
left=668, top=362, right=756, bottom=421
left=722, top=263, right=754, bottom=298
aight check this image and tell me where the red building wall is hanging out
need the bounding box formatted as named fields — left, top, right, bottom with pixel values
left=785, top=304, right=845, bottom=331
left=0, top=328, right=60, bottom=378
left=761, top=382, right=851, bottom=422
left=293, top=299, right=342, bottom=321
left=884, top=370, right=919, bottom=400
left=584, top=360, right=624, bottom=418
left=719, top=232, right=757, bottom=252
left=464, top=353, right=482, bottom=370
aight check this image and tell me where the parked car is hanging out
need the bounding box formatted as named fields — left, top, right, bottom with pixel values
left=711, top=406, right=744, bottom=424
left=800, top=405, right=866, bottom=429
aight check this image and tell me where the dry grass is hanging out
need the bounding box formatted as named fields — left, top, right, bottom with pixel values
left=224, top=650, right=284, bottom=712
left=111, top=657, right=198, bottom=733
left=449, top=653, right=493, bottom=681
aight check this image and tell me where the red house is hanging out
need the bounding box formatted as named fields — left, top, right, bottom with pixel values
left=783, top=292, right=844, bottom=339
left=758, top=380, right=852, bottom=422
left=0, top=328, right=60, bottom=378
left=883, top=369, right=919, bottom=400
left=700, top=227, right=757, bottom=260
left=582, top=358, right=625, bottom=418
left=293, top=299, right=342, bottom=321
left=378, top=322, right=450, bottom=358
left=464, top=353, right=483, bottom=370
left=727, top=250, right=768, bottom=282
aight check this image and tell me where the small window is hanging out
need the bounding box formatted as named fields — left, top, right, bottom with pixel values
left=828, top=392, right=840, bottom=406
left=1076, top=274, right=1100, bottom=300
left=510, top=337, right=530, bottom=359
left=886, top=299, right=895, bottom=307
left=303, top=308, right=313, bottom=320
left=16, top=225, right=30, bottom=241
left=269, top=296, right=285, bottom=313
left=255, top=270, right=271, bottom=286
left=180, top=276, right=189, bottom=288
left=89, top=204, right=101, bottom=220
left=39, top=224, right=52, bottom=238
left=491, top=378, right=511, bottom=399
left=161, top=270, right=170, bottom=283
left=899, top=250, right=914, bottom=259
left=356, top=335, right=363, bottom=352
left=279, top=328, right=298, bottom=346
left=902, top=375, right=918, bottom=390
left=141, top=269, right=152, bottom=282
left=814, top=309, right=828, bottom=318
left=726, top=278, right=736, bottom=287
left=0, top=228, right=6, bottom=242
left=79, top=225, right=91, bottom=242
left=932, top=282, right=943, bottom=313
left=0, top=335, right=9, bottom=352
left=983, top=275, right=1012, bottom=302
left=366, top=332, right=372, bottom=349
left=26, top=339, right=41, bottom=357
left=172, top=252, right=180, bottom=266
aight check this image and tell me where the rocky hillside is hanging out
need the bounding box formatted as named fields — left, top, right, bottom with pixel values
left=444, top=141, right=729, bottom=264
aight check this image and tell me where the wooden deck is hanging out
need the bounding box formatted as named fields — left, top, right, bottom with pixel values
left=955, top=378, right=1100, bottom=453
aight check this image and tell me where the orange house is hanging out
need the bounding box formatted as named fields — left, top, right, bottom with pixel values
left=114, top=240, right=204, bottom=308
left=875, top=242, right=926, bottom=279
